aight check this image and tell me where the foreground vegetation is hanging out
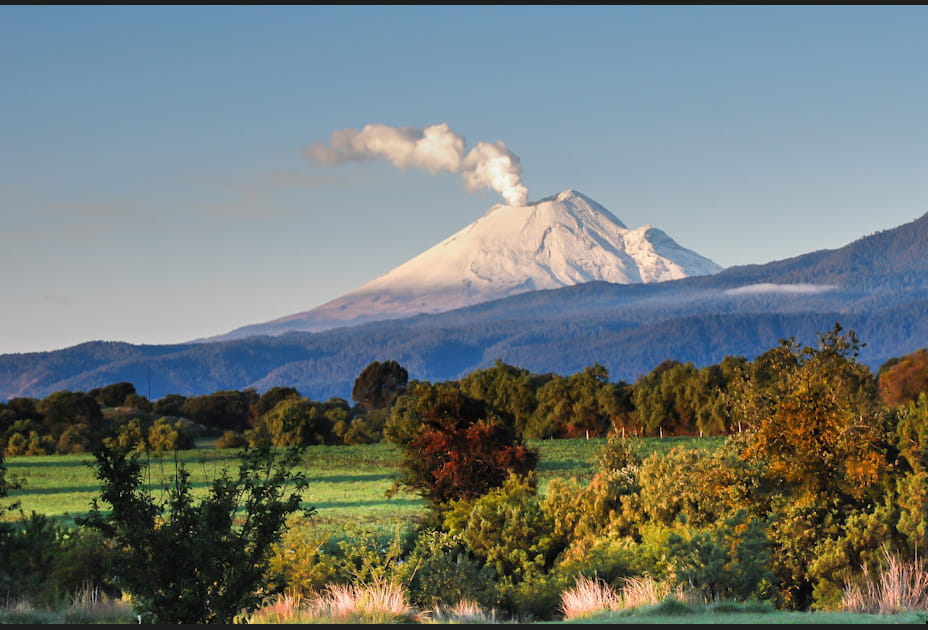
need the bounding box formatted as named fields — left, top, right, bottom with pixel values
left=3, top=324, right=928, bottom=623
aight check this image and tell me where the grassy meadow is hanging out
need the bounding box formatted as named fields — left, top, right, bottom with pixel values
left=2, top=436, right=721, bottom=538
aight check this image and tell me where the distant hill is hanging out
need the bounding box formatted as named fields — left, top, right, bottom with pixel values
left=2, top=211, right=927, bottom=401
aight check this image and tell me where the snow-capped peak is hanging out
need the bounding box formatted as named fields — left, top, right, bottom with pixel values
left=216, top=190, right=723, bottom=339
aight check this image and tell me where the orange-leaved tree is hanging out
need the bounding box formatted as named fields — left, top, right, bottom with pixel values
left=732, top=323, right=890, bottom=503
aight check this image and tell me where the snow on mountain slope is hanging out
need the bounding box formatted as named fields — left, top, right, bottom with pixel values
left=215, top=190, right=723, bottom=340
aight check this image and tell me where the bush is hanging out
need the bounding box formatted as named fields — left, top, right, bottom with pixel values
left=666, top=510, right=776, bottom=603
left=0, top=512, right=64, bottom=605
left=215, top=430, right=248, bottom=449
left=51, top=527, right=121, bottom=599
left=265, top=516, right=339, bottom=596
left=78, top=444, right=313, bottom=623
left=446, top=474, right=558, bottom=580
left=403, top=530, right=497, bottom=611
left=146, top=417, right=195, bottom=451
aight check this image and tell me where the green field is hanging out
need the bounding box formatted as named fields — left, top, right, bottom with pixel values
left=2, top=436, right=721, bottom=537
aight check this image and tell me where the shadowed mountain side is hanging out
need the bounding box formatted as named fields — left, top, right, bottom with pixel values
left=688, top=210, right=928, bottom=290
left=6, top=298, right=928, bottom=402
left=0, top=340, right=194, bottom=402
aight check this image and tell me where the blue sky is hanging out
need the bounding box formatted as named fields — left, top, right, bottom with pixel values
left=2, top=5, right=927, bottom=354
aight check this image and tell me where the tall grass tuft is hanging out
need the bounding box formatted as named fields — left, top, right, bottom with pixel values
left=248, top=581, right=420, bottom=624
left=247, top=590, right=305, bottom=624
left=0, top=586, right=135, bottom=625
left=306, top=579, right=418, bottom=624
left=429, top=599, right=499, bottom=624
left=559, top=574, right=684, bottom=620
left=619, top=575, right=679, bottom=609
left=62, top=585, right=135, bottom=624
left=559, top=575, right=621, bottom=619
left=842, top=552, right=928, bottom=614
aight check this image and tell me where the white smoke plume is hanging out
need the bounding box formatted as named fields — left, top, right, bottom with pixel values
left=305, top=123, right=529, bottom=206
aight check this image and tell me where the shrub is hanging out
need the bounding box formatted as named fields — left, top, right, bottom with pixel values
left=497, top=568, right=569, bottom=621
left=403, top=529, right=496, bottom=611
left=447, top=473, right=558, bottom=580
left=215, top=430, right=248, bottom=449
left=78, top=444, right=313, bottom=623
left=265, top=516, right=338, bottom=596
left=666, top=510, right=776, bottom=603
left=146, top=417, right=195, bottom=451
left=553, top=534, right=638, bottom=586
left=443, top=473, right=567, bottom=619
left=51, top=527, right=121, bottom=600
left=0, top=512, right=63, bottom=605
left=103, top=418, right=147, bottom=452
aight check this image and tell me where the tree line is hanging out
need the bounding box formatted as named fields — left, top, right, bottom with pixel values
left=3, top=334, right=927, bottom=457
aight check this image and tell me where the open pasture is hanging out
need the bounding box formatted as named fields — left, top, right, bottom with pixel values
left=2, top=436, right=722, bottom=537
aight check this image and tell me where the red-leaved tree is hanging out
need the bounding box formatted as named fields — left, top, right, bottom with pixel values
left=387, top=382, right=538, bottom=510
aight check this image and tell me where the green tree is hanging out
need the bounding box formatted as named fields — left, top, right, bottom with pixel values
left=103, top=418, right=148, bottom=452
left=632, top=360, right=700, bottom=436
left=78, top=444, right=313, bottom=624
left=892, top=393, right=928, bottom=553
left=38, top=390, right=105, bottom=452
left=4, top=430, right=54, bottom=456
left=895, top=392, right=928, bottom=474
left=459, top=360, right=551, bottom=436
left=147, top=417, right=195, bottom=452
left=90, top=382, right=138, bottom=408
left=529, top=375, right=573, bottom=439
left=0, top=397, right=41, bottom=431
left=253, top=386, right=301, bottom=418
left=123, top=393, right=153, bottom=412
left=153, top=393, right=186, bottom=417
left=565, top=364, right=626, bottom=438
left=447, top=473, right=558, bottom=579
left=180, top=390, right=256, bottom=432
left=667, top=510, right=776, bottom=603
left=352, top=360, right=408, bottom=411
left=527, top=365, right=631, bottom=439
left=248, top=395, right=332, bottom=447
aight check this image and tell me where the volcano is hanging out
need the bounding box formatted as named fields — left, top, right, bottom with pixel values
left=213, top=189, right=723, bottom=340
